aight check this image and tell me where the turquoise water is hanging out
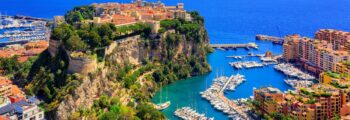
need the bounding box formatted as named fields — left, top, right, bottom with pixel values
left=1, top=0, right=350, bottom=119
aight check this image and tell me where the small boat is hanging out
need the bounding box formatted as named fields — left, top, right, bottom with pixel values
left=155, top=101, right=171, bottom=110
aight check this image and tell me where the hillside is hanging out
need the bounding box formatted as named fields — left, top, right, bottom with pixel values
left=23, top=5, right=212, bottom=120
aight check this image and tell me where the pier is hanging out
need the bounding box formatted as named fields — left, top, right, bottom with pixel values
left=255, top=34, right=284, bottom=44
left=217, top=76, right=250, bottom=119
left=210, top=43, right=258, bottom=50
left=219, top=75, right=234, bottom=93
left=200, top=75, right=250, bottom=119
left=217, top=94, right=249, bottom=119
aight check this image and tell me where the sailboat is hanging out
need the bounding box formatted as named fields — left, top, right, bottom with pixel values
left=155, top=84, right=171, bottom=110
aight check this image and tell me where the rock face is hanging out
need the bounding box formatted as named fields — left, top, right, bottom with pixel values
left=54, top=29, right=210, bottom=119
left=56, top=68, right=114, bottom=119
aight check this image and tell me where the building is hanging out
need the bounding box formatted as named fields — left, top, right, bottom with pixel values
left=315, top=29, right=350, bottom=50
left=0, top=78, right=25, bottom=103
left=335, top=62, right=350, bottom=77
left=282, top=30, right=350, bottom=73
left=0, top=80, right=12, bottom=97
left=254, top=85, right=349, bottom=120
left=283, top=34, right=301, bottom=62
left=0, top=97, right=44, bottom=120
left=91, top=0, right=191, bottom=33
left=253, top=87, right=284, bottom=115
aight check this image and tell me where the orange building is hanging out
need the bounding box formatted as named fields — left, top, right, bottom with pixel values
left=91, top=0, right=190, bottom=32
left=0, top=77, right=25, bottom=103
left=253, top=87, right=284, bottom=115
left=315, top=29, right=350, bottom=50
left=282, top=30, right=350, bottom=73
left=254, top=86, right=348, bottom=120
left=283, top=34, right=301, bottom=62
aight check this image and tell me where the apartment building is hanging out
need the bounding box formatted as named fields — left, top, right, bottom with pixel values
left=253, top=87, right=284, bottom=115
left=315, top=29, right=350, bottom=50
left=254, top=86, right=348, bottom=120
left=283, top=30, right=350, bottom=72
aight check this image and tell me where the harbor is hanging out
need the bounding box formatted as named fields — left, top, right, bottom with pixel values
left=229, top=61, right=263, bottom=69
left=274, top=63, right=315, bottom=80
left=174, top=107, right=214, bottom=120
left=152, top=44, right=292, bottom=120
left=0, top=15, right=49, bottom=46
left=284, top=79, right=314, bottom=88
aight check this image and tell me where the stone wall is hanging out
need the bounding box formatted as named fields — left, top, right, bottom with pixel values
left=48, top=40, right=61, bottom=57
left=67, top=56, right=97, bottom=75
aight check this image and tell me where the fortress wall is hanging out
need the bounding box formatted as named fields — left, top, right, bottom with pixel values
left=48, top=39, right=61, bottom=57
left=67, top=57, right=97, bottom=75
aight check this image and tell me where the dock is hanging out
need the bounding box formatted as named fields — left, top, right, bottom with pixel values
left=217, top=94, right=250, bottom=119
left=217, top=76, right=250, bottom=119
left=210, top=42, right=258, bottom=50
left=255, top=34, right=284, bottom=44
left=219, top=75, right=234, bottom=93
left=201, top=75, right=250, bottom=119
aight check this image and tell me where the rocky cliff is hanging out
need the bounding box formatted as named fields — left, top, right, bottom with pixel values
left=54, top=24, right=211, bottom=118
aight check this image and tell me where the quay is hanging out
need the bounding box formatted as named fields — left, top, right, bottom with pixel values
left=217, top=94, right=249, bottom=119
left=255, top=34, right=284, bottom=44
left=200, top=74, right=250, bottom=119
left=210, top=42, right=258, bottom=50
left=217, top=76, right=250, bottom=119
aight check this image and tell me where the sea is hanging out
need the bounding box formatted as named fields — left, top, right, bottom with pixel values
left=1, top=0, right=350, bottom=119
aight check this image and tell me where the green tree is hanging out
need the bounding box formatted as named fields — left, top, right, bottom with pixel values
left=65, top=35, right=88, bottom=51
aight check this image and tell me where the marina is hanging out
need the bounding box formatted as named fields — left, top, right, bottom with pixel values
left=200, top=74, right=249, bottom=119
left=174, top=107, right=213, bottom=120
left=0, top=15, right=49, bottom=46
left=229, top=61, right=264, bottom=69
left=274, top=63, right=315, bottom=80
left=226, top=53, right=280, bottom=63
left=284, top=79, right=314, bottom=88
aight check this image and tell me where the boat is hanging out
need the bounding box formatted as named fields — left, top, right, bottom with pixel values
left=154, top=101, right=171, bottom=110
left=174, top=107, right=213, bottom=120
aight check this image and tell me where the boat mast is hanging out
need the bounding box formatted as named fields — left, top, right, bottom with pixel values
left=159, top=83, right=162, bottom=103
